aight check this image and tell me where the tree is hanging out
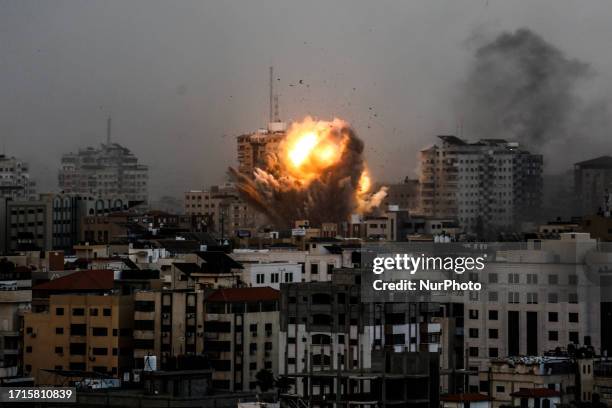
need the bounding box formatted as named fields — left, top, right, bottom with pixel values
left=255, top=369, right=275, bottom=392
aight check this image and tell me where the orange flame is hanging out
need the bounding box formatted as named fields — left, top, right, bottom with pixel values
left=280, top=117, right=348, bottom=185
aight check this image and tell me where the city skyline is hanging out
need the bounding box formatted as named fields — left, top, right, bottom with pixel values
left=2, top=1, right=612, bottom=199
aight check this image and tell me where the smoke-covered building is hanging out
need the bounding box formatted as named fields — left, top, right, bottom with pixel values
left=574, top=156, right=612, bottom=217
left=58, top=143, right=148, bottom=203
left=0, top=155, right=36, bottom=200
left=380, top=178, right=420, bottom=211
left=236, top=122, right=287, bottom=176
left=419, top=136, right=542, bottom=237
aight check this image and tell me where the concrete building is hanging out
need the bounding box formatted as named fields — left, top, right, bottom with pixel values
left=241, top=262, right=302, bottom=289
left=58, top=142, right=148, bottom=203
left=487, top=357, right=579, bottom=408
left=203, top=287, right=280, bottom=392
left=380, top=178, right=420, bottom=211
left=184, top=184, right=258, bottom=239
left=132, top=290, right=206, bottom=371
left=23, top=270, right=134, bottom=385
left=236, top=122, right=287, bottom=176
left=279, top=269, right=443, bottom=407
left=0, top=155, right=36, bottom=200
left=419, top=136, right=542, bottom=237
left=3, top=193, right=134, bottom=253
left=574, top=156, right=612, bottom=217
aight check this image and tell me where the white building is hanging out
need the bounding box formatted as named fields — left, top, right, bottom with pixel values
left=419, top=136, right=542, bottom=235
left=59, top=143, right=148, bottom=203
left=241, top=262, right=302, bottom=289
left=0, top=155, right=36, bottom=200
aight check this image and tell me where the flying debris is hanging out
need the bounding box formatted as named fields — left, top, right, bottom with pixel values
left=230, top=116, right=387, bottom=227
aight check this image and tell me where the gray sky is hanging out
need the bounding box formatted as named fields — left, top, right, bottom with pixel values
left=2, top=0, right=612, bottom=199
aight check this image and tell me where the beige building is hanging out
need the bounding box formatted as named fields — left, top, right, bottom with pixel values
left=204, top=287, right=280, bottom=392
left=23, top=293, right=134, bottom=385
left=132, top=290, right=206, bottom=370
left=184, top=184, right=258, bottom=238
left=236, top=122, right=286, bottom=176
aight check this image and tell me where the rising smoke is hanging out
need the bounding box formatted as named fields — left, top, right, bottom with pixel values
left=230, top=117, right=387, bottom=228
left=458, top=28, right=612, bottom=171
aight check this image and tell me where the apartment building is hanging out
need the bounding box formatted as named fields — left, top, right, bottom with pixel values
left=279, top=269, right=445, bottom=406
left=241, top=262, right=302, bottom=289
left=380, top=178, right=420, bottom=211
left=419, top=136, right=542, bottom=236
left=0, top=155, right=36, bottom=200
left=132, top=290, right=206, bottom=371
left=236, top=122, right=287, bottom=176
left=58, top=142, right=148, bottom=203
left=231, top=239, right=351, bottom=283
left=184, top=184, right=258, bottom=237
left=574, top=156, right=612, bottom=217
left=487, top=356, right=584, bottom=408
left=3, top=193, right=134, bottom=253
left=203, top=287, right=280, bottom=392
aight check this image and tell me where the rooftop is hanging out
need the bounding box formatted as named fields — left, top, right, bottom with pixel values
left=206, top=287, right=280, bottom=303
left=33, top=269, right=114, bottom=292
left=575, top=155, right=612, bottom=169
left=510, top=388, right=561, bottom=398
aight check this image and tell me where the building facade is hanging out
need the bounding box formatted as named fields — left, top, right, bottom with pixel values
left=0, top=155, right=36, bottom=200
left=58, top=143, right=148, bottom=203
left=574, top=156, right=612, bottom=217
left=419, top=136, right=542, bottom=236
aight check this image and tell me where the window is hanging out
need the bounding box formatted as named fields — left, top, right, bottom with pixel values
left=469, top=309, right=479, bottom=319
left=70, top=324, right=86, bottom=336
left=55, top=346, right=63, bottom=354
left=70, top=343, right=86, bottom=355
left=549, top=331, right=559, bottom=341
left=489, top=310, right=498, bottom=320
left=92, top=347, right=108, bottom=356
left=569, top=313, right=579, bottom=323
left=311, top=264, right=319, bottom=274
left=527, top=293, right=538, bottom=304
left=72, top=308, right=85, bottom=316
left=548, top=312, right=558, bottom=322
left=489, top=348, right=499, bottom=358
left=569, top=331, right=579, bottom=344
left=489, top=273, right=498, bottom=283
left=508, top=292, right=519, bottom=304
left=55, top=327, right=64, bottom=334
left=569, top=275, right=578, bottom=285
left=55, top=307, right=64, bottom=316
left=103, top=308, right=112, bottom=316
left=548, top=293, right=558, bottom=303
left=90, top=308, right=98, bottom=316
left=489, top=329, right=499, bottom=339
left=469, top=347, right=479, bottom=357
left=568, top=293, right=578, bottom=304
left=488, top=291, right=499, bottom=302
left=469, top=328, right=479, bottom=338
left=527, top=274, right=538, bottom=284
left=496, top=385, right=505, bottom=393
left=548, top=274, right=558, bottom=285
left=508, top=273, right=519, bottom=284
left=256, top=274, right=265, bottom=284
left=92, top=327, right=108, bottom=336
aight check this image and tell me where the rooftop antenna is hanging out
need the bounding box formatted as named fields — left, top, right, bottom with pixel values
left=274, top=95, right=280, bottom=122
left=106, top=116, right=112, bottom=145
left=269, top=66, right=274, bottom=123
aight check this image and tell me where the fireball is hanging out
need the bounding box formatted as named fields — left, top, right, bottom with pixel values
left=280, top=117, right=349, bottom=185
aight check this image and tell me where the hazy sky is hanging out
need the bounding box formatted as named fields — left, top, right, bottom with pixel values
left=2, top=0, right=612, bottom=199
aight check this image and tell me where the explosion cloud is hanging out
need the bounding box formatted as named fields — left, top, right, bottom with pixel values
left=230, top=117, right=387, bottom=228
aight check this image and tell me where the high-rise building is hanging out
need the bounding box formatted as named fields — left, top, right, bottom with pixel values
left=574, top=156, right=612, bottom=216
left=419, top=136, right=542, bottom=236
left=184, top=184, right=258, bottom=238
left=58, top=143, right=148, bottom=203
left=0, top=155, right=36, bottom=200
left=236, top=122, right=287, bottom=176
